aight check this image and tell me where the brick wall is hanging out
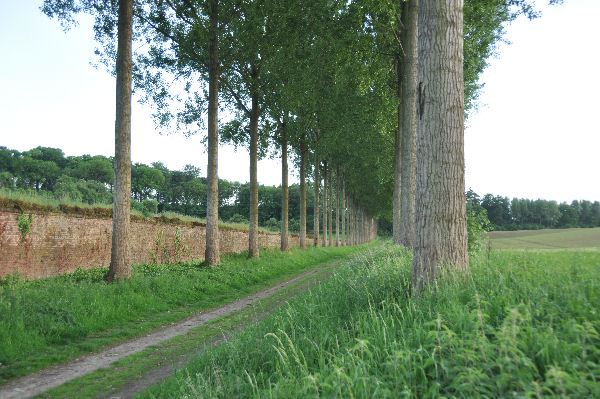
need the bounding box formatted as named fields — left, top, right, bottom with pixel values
left=0, top=210, right=299, bottom=279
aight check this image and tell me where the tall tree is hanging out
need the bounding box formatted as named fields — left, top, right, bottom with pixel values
left=205, top=0, right=221, bottom=265
left=399, top=0, right=419, bottom=248
left=280, top=117, right=289, bottom=251
left=412, top=0, right=468, bottom=291
left=313, top=152, right=320, bottom=247
left=322, top=161, right=328, bottom=247
left=335, top=168, right=340, bottom=246
left=299, top=133, right=307, bottom=248
left=392, top=3, right=404, bottom=245
left=107, top=0, right=134, bottom=281
left=328, top=167, right=333, bottom=246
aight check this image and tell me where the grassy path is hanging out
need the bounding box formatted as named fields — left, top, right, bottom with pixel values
left=0, top=257, right=347, bottom=399
left=0, top=246, right=363, bottom=382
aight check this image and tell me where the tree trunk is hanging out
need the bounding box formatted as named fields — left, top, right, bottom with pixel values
left=280, top=117, right=289, bottom=251
left=359, top=209, right=363, bottom=244
left=400, top=0, right=419, bottom=249
left=107, top=0, right=133, bottom=282
left=328, top=168, right=333, bottom=247
left=204, top=0, right=220, bottom=266
left=412, top=0, right=468, bottom=291
left=341, top=182, right=346, bottom=246
left=248, top=66, right=260, bottom=258
left=392, top=6, right=404, bottom=245
left=349, top=201, right=354, bottom=245
left=313, top=153, right=320, bottom=247
left=322, top=161, right=328, bottom=247
left=299, top=133, right=307, bottom=249
left=335, top=168, right=340, bottom=246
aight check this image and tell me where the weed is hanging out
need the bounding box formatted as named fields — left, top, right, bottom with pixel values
left=17, top=213, right=32, bottom=241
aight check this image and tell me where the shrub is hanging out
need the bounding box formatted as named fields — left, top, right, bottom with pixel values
left=264, top=217, right=280, bottom=231
left=467, top=204, right=490, bottom=253
left=142, top=199, right=158, bottom=215
left=228, top=213, right=248, bottom=224
left=17, top=213, right=32, bottom=241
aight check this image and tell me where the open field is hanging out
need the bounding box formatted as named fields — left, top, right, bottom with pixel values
left=488, top=227, right=600, bottom=249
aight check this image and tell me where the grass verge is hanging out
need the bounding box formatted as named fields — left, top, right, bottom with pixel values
left=0, top=244, right=365, bottom=383
left=141, top=244, right=600, bottom=398
left=36, top=259, right=341, bottom=399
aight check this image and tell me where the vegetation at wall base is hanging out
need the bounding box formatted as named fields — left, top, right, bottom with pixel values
left=0, top=245, right=364, bottom=383
left=141, top=243, right=600, bottom=398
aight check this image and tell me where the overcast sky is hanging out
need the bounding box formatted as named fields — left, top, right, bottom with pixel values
left=0, top=1, right=599, bottom=202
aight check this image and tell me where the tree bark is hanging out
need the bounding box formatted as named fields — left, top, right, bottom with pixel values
left=359, top=209, right=363, bottom=244
left=280, top=116, right=289, bottom=251
left=107, top=0, right=133, bottom=282
left=399, top=0, right=419, bottom=249
left=335, top=168, right=340, bottom=246
left=328, top=168, right=333, bottom=247
left=322, top=161, right=328, bottom=247
left=341, top=182, right=346, bottom=246
left=299, top=133, right=307, bottom=249
left=392, top=6, right=404, bottom=245
left=413, top=0, right=468, bottom=291
left=313, top=152, right=320, bottom=247
left=204, top=0, right=220, bottom=266
left=349, top=201, right=354, bottom=245
left=248, top=65, right=260, bottom=258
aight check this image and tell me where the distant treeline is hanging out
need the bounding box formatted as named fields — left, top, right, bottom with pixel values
left=467, top=190, right=600, bottom=231
left=0, top=146, right=315, bottom=231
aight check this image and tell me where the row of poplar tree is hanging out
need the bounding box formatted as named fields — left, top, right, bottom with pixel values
left=39, top=0, right=555, bottom=289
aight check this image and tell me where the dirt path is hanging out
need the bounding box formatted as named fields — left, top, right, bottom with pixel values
left=0, top=266, right=332, bottom=399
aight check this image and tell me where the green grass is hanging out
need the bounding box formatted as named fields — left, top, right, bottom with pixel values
left=0, top=187, right=112, bottom=210
left=0, top=245, right=364, bottom=383
left=38, top=258, right=342, bottom=399
left=489, top=227, right=600, bottom=249
left=141, top=244, right=600, bottom=398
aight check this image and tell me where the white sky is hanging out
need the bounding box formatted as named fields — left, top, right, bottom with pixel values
left=0, top=0, right=599, bottom=202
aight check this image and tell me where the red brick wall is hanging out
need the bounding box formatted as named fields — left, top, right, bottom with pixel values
left=0, top=210, right=298, bottom=279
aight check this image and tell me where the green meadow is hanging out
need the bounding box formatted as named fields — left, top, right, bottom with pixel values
left=489, top=227, right=600, bottom=249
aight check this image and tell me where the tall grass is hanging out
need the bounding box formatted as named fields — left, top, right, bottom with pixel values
left=0, top=245, right=362, bottom=382
left=143, top=244, right=600, bottom=398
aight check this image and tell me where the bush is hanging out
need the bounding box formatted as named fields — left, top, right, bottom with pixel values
left=467, top=204, right=491, bottom=253
left=288, top=218, right=300, bottom=233
left=132, top=200, right=158, bottom=217
left=53, top=176, right=111, bottom=205
left=264, top=217, right=280, bottom=231
left=142, top=199, right=158, bottom=215
left=17, top=213, right=32, bottom=241
left=228, top=213, right=248, bottom=224
left=0, top=172, right=15, bottom=189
